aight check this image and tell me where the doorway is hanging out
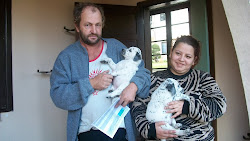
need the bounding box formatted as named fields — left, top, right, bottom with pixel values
left=0, top=0, right=13, bottom=113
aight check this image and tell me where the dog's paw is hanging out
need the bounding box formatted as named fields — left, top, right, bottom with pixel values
left=100, top=60, right=109, bottom=64
left=106, top=93, right=113, bottom=98
left=111, top=72, right=118, bottom=76
left=174, top=123, right=182, bottom=128
left=108, top=90, right=114, bottom=93
left=106, top=95, right=112, bottom=98
left=100, top=58, right=112, bottom=64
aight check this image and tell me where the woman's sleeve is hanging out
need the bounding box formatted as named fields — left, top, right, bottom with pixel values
left=50, top=54, right=94, bottom=111
left=187, top=72, right=227, bottom=122
left=131, top=74, right=159, bottom=139
left=131, top=96, right=152, bottom=139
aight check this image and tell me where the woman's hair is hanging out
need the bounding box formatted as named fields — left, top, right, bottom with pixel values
left=73, top=2, right=105, bottom=28
left=172, top=35, right=201, bottom=66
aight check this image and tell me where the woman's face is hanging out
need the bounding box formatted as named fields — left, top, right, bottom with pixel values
left=169, top=42, right=196, bottom=75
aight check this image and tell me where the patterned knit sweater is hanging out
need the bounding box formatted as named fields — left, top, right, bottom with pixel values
left=131, top=68, right=227, bottom=141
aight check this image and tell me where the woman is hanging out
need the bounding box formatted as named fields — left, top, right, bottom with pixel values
left=131, top=35, right=227, bottom=141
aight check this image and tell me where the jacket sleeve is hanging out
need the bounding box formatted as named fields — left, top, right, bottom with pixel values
left=130, top=60, right=151, bottom=98
left=50, top=53, right=94, bottom=111
left=187, top=72, right=227, bottom=122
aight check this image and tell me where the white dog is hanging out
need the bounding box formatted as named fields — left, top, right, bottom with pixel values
left=146, top=78, right=191, bottom=141
left=101, top=47, right=142, bottom=101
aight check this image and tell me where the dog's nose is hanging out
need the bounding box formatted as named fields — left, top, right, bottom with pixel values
left=122, top=49, right=126, bottom=55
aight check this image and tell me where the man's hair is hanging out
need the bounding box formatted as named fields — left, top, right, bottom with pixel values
left=73, top=2, right=105, bottom=27
left=172, top=35, right=201, bottom=66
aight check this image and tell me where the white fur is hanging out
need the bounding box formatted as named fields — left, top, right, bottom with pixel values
left=146, top=78, right=191, bottom=141
left=101, top=47, right=142, bottom=101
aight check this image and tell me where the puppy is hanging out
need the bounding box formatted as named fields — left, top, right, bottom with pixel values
left=146, top=78, right=191, bottom=141
left=101, top=47, right=142, bottom=101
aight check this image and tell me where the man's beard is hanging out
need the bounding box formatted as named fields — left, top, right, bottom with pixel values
left=79, top=31, right=101, bottom=45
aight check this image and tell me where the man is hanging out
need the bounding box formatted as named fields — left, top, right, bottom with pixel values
left=50, top=2, right=150, bottom=141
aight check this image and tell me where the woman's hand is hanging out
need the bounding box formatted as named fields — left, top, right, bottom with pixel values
left=155, top=121, right=177, bottom=139
left=165, top=100, right=184, bottom=118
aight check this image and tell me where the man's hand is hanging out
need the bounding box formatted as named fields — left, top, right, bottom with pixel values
left=115, top=83, right=138, bottom=108
left=155, top=121, right=177, bottom=139
left=89, top=70, right=113, bottom=90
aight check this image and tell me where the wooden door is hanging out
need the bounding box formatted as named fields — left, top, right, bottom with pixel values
left=0, top=0, right=13, bottom=113
left=73, top=3, right=140, bottom=60
left=101, top=4, right=137, bottom=48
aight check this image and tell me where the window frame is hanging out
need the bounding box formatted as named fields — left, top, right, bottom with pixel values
left=0, top=0, right=13, bottom=113
left=149, top=2, right=191, bottom=72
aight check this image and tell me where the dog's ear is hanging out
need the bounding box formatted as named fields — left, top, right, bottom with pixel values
left=133, top=52, right=142, bottom=61
left=166, top=83, right=176, bottom=95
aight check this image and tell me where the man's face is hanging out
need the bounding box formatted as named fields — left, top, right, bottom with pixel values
left=76, top=6, right=103, bottom=45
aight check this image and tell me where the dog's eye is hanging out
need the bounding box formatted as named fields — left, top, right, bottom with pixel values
left=129, top=49, right=132, bottom=52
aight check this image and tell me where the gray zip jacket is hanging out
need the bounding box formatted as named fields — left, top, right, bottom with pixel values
left=50, top=38, right=151, bottom=141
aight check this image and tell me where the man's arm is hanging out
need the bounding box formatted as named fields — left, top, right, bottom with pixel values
left=50, top=53, right=94, bottom=111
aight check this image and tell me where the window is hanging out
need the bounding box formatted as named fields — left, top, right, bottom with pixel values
left=160, top=13, right=166, bottom=21
left=150, top=5, right=190, bottom=72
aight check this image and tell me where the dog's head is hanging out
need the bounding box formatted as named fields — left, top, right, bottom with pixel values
left=165, top=78, right=185, bottom=95
left=122, top=47, right=142, bottom=61
left=166, top=79, right=176, bottom=96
